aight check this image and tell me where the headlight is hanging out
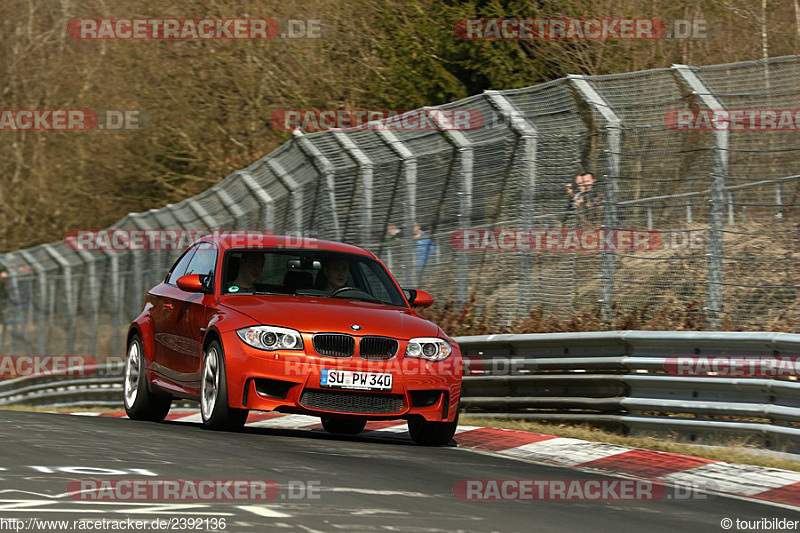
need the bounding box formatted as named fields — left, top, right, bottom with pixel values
left=237, top=326, right=304, bottom=351
left=405, top=337, right=452, bottom=361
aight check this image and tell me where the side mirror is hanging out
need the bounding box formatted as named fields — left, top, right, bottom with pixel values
left=405, top=289, right=434, bottom=308
left=176, top=274, right=206, bottom=293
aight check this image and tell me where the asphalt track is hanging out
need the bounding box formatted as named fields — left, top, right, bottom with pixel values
left=0, top=410, right=798, bottom=532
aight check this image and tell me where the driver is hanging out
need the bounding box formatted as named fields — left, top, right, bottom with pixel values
left=322, top=258, right=349, bottom=293
left=230, top=252, right=264, bottom=292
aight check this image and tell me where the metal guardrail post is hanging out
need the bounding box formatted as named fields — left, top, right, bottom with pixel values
left=333, top=131, right=373, bottom=246
left=427, top=108, right=473, bottom=305
left=266, top=157, right=304, bottom=235
left=151, top=205, right=192, bottom=284
left=102, top=247, right=122, bottom=357
left=18, top=251, right=47, bottom=356
left=143, top=208, right=175, bottom=278
left=127, top=213, right=155, bottom=318
left=215, top=189, right=246, bottom=229
left=486, top=91, right=539, bottom=315
left=0, top=254, right=25, bottom=354
left=569, top=75, right=621, bottom=322
left=673, top=64, right=729, bottom=329
left=43, top=245, right=75, bottom=354
left=187, top=199, right=218, bottom=229
left=236, top=170, right=275, bottom=231
left=74, top=246, right=100, bottom=358
left=376, top=129, right=418, bottom=286
left=293, top=130, right=341, bottom=241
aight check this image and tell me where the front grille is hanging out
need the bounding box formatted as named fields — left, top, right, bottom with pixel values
left=359, top=336, right=399, bottom=360
left=300, top=390, right=404, bottom=414
left=313, top=334, right=355, bottom=357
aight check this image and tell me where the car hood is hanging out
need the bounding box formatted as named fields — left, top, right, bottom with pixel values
left=219, top=294, right=440, bottom=339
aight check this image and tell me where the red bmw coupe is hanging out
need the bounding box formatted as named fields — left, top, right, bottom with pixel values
left=124, top=234, right=462, bottom=445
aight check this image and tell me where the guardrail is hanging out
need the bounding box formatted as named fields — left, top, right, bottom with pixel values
left=2, top=331, right=800, bottom=452
left=458, top=331, right=800, bottom=453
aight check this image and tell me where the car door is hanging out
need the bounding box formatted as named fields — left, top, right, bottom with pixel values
left=171, top=242, right=218, bottom=387
left=150, top=245, right=198, bottom=381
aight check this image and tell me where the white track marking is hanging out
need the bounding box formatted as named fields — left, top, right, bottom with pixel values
left=501, top=437, right=631, bottom=465
left=659, top=463, right=800, bottom=495
left=169, top=413, right=204, bottom=423
left=237, top=505, right=292, bottom=518
left=246, top=415, right=319, bottom=429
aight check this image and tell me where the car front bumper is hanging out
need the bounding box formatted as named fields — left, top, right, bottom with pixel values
left=222, top=330, right=462, bottom=422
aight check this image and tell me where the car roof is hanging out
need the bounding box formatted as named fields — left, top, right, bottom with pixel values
left=197, top=233, right=376, bottom=258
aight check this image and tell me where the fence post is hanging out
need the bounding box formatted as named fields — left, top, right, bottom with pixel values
left=673, top=64, right=728, bottom=329
left=333, top=131, right=373, bottom=246
left=293, top=130, right=341, bottom=240
left=266, top=157, right=304, bottom=235
left=43, top=245, right=75, bottom=355
left=127, top=213, right=157, bottom=317
left=0, top=255, right=26, bottom=355
left=215, top=189, right=246, bottom=229
left=376, top=129, right=418, bottom=286
left=569, top=75, right=621, bottom=322
left=236, top=171, right=275, bottom=231
left=427, top=108, right=473, bottom=305
left=727, top=192, right=735, bottom=226
left=73, top=246, right=100, bottom=359
left=486, top=91, right=539, bottom=316
left=101, top=248, right=122, bottom=358
left=18, top=251, right=47, bottom=356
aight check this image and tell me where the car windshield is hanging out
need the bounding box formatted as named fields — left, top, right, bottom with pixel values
left=221, top=248, right=407, bottom=307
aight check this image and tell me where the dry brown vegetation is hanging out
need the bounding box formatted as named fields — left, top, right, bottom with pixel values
left=2, top=0, right=800, bottom=253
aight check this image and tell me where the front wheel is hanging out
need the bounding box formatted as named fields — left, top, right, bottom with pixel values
left=200, top=340, right=249, bottom=431
left=408, top=412, right=458, bottom=446
left=124, top=334, right=172, bottom=422
left=321, top=417, right=367, bottom=435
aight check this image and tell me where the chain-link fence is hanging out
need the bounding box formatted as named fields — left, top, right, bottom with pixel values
left=1, top=56, right=799, bottom=360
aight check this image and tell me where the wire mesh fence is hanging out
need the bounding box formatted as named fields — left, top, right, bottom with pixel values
left=1, top=56, right=799, bottom=360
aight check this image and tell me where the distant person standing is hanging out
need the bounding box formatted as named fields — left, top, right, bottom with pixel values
left=564, top=172, right=597, bottom=224
left=413, top=222, right=435, bottom=271
left=384, top=222, right=403, bottom=242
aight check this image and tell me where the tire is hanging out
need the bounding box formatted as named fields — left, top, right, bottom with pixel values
left=124, top=334, right=172, bottom=422
left=321, top=417, right=367, bottom=435
left=200, top=340, right=249, bottom=431
left=408, top=412, right=459, bottom=446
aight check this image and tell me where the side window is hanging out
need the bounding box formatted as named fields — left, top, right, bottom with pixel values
left=358, top=262, right=391, bottom=301
left=166, top=247, right=197, bottom=285
left=184, top=243, right=217, bottom=278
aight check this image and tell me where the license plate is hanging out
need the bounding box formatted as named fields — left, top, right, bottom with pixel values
left=320, top=369, right=393, bottom=391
